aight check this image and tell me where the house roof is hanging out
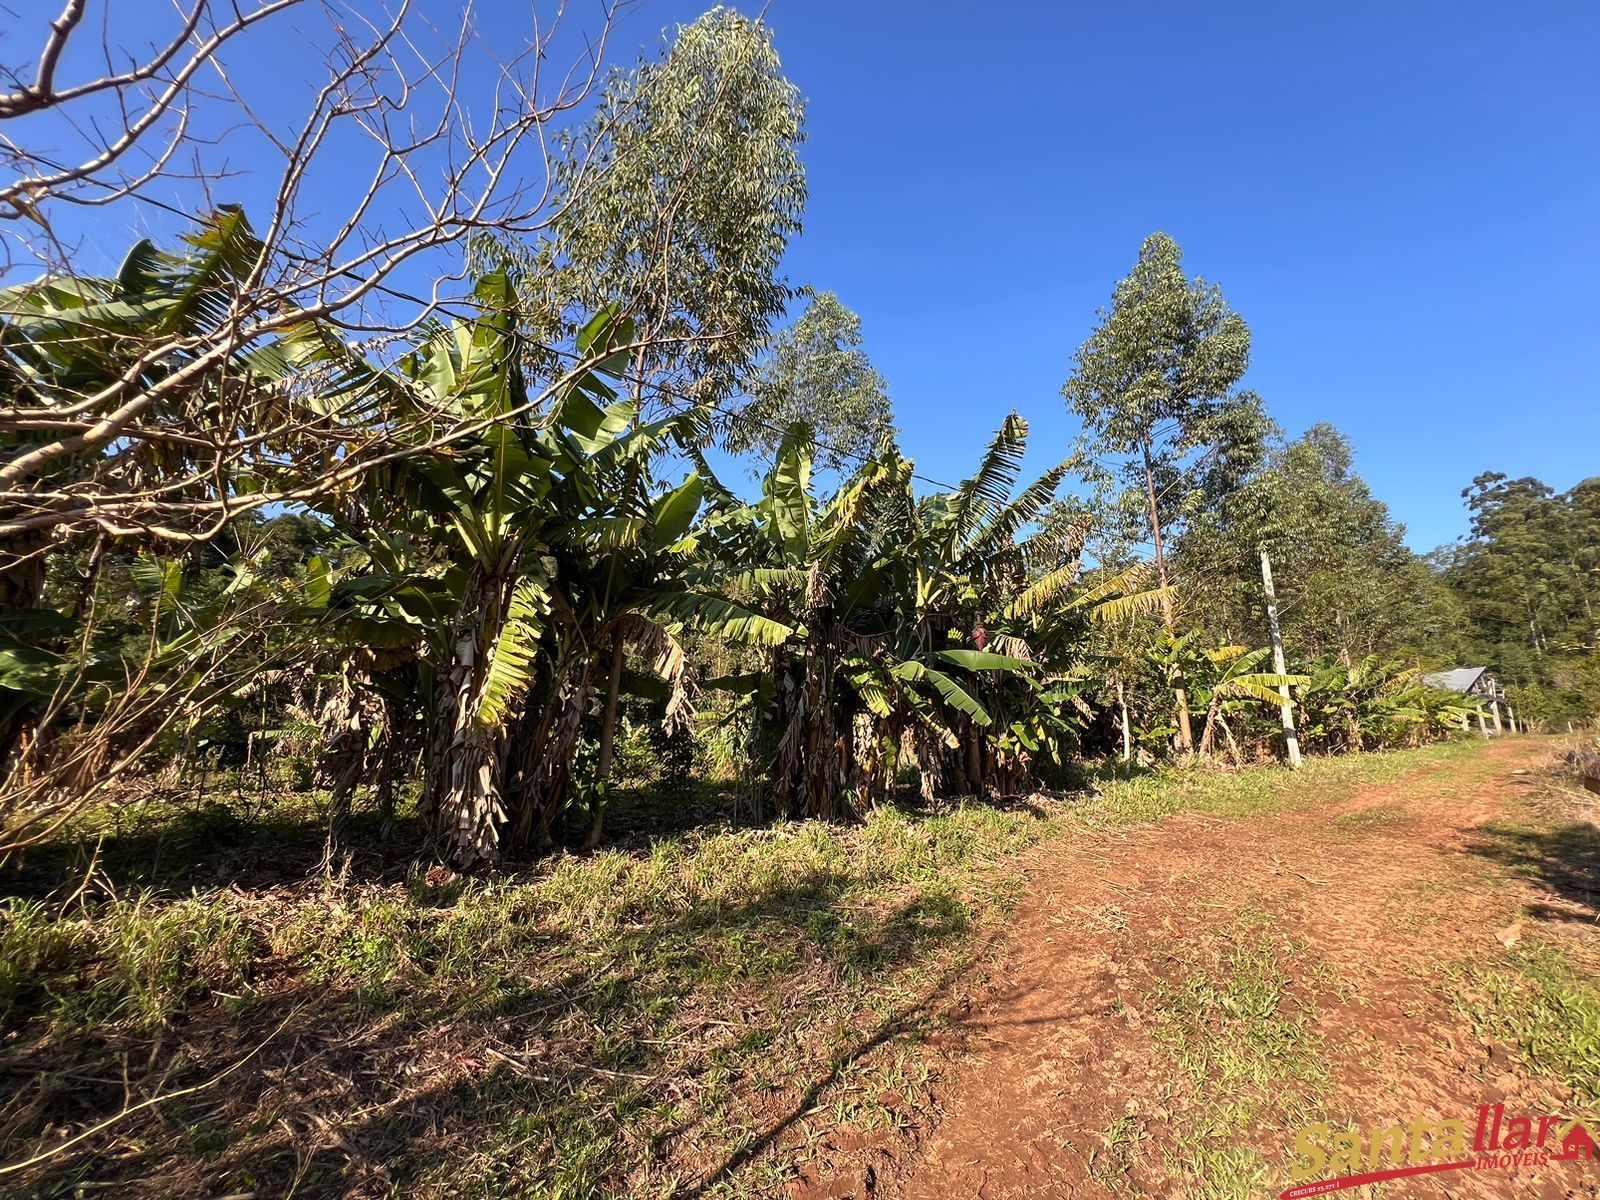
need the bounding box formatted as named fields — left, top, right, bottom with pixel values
left=1421, top=666, right=1489, bottom=693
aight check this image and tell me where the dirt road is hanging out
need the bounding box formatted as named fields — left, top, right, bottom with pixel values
left=808, top=739, right=1599, bottom=1200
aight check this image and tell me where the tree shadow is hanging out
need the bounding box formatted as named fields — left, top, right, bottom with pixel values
left=1463, top=817, right=1600, bottom=924
left=675, top=945, right=987, bottom=1199
left=2, top=858, right=992, bottom=1198
left=5, top=776, right=818, bottom=905
left=2, top=794, right=431, bottom=902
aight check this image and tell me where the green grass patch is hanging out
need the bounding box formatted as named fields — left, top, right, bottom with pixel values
left=1072, top=739, right=1482, bottom=831
left=1, top=892, right=256, bottom=1029
left=1146, top=919, right=1330, bottom=1200
left=1443, top=761, right=1600, bottom=1107
left=1331, top=801, right=1409, bottom=830
left=1448, top=944, right=1600, bottom=1105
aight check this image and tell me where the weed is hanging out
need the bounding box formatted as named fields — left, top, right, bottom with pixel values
left=1145, top=927, right=1328, bottom=1197
left=1088, top=1114, right=1142, bottom=1188
left=1449, top=944, right=1600, bottom=1104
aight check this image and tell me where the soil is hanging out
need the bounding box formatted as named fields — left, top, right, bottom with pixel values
left=794, top=739, right=1600, bottom=1200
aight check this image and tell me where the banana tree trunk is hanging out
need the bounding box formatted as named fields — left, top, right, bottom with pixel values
left=588, top=635, right=626, bottom=850
left=421, top=567, right=513, bottom=867
left=1217, top=712, right=1243, bottom=766
left=1198, top=703, right=1219, bottom=759
left=505, top=655, right=595, bottom=853
left=768, top=633, right=850, bottom=819
left=965, top=721, right=984, bottom=796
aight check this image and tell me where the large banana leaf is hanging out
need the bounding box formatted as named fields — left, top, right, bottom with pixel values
left=652, top=592, right=794, bottom=647
left=475, top=574, right=552, bottom=731
left=893, top=659, right=992, bottom=725
left=764, top=425, right=813, bottom=563
left=933, top=649, right=1034, bottom=672
left=946, top=412, right=1026, bottom=542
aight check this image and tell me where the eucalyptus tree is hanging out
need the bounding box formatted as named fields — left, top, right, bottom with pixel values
left=1176, top=421, right=1432, bottom=761
left=521, top=6, right=807, bottom=412
left=1062, top=232, right=1264, bottom=752
left=724, top=291, right=894, bottom=472
left=1433, top=472, right=1600, bottom=723
left=1449, top=473, right=1582, bottom=659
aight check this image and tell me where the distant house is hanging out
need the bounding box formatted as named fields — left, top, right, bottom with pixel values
left=1421, top=666, right=1517, bottom=734
left=1421, top=666, right=1495, bottom=696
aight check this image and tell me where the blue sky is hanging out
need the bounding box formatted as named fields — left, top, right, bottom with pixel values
left=20, top=2, right=1598, bottom=551
left=735, top=0, right=1599, bottom=551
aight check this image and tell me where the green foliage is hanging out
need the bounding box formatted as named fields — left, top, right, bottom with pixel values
left=1062, top=232, right=1266, bottom=553
left=1434, top=472, right=1600, bottom=723
left=1182, top=423, right=1445, bottom=662
left=0, top=894, right=256, bottom=1028
left=726, top=290, right=894, bottom=472
left=1061, top=232, right=1270, bottom=751
left=527, top=6, right=806, bottom=405
left=681, top=411, right=1150, bottom=812
left=1295, top=656, right=1481, bottom=752
left=1453, top=946, right=1600, bottom=1106
left=4, top=50, right=1584, bottom=879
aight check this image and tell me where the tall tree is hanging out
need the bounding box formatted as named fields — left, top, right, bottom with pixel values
left=723, top=291, right=894, bottom=472
left=1183, top=422, right=1436, bottom=663
left=1438, top=472, right=1600, bottom=722
left=1062, top=232, right=1260, bottom=752
left=527, top=7, right=807, bottom=412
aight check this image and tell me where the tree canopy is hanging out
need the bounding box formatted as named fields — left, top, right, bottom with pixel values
left=723, top=291, right=894, bottom=472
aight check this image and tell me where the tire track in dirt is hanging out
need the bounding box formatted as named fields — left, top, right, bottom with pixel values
left=803, top=739, right=1598, bottom=1200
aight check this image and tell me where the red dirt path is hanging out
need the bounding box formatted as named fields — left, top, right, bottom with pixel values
left=799, top=739, right=1600, bottom=1200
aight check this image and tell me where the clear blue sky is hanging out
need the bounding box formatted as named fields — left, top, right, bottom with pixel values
left=732, top=0, right=1599, bottom=552
left=22, top=2, right=1599, bottom=551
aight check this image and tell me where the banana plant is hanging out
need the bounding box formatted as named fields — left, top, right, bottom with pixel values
left=687, top=415, right=1161, bottom=812
left=1296, top=655, right=1408, bottom=753
left=316, top=277, right=789, bottom=863
left=678, top=425, right=903, bottom=817
left=1188, top=645, right=1309, bottom=762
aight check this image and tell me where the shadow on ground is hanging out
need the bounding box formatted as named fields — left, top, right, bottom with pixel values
left=2, top=849, right=988, bottom=1198
left=1466, top=812, right=1600, bottom=925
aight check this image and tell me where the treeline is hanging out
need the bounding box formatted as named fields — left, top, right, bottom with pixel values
left=1, top=8, right=1593, bottom=868
left=1430, top=475, right=1600, bottom=724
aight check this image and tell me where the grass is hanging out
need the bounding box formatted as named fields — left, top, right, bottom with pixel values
left=1086, top=1114, right=1144, bottom=1189
left=1443, top=763, right=1600, bottom=1108
left=1, top=794, right=1060, bottom=1199
left=0, top=892, right=256, bottom=1029
left=0, top=737, right=1495, bottom=1198
left=1145, top=916, right=1330, bottom=1200
left=1070, top=737, right=1482, bottom=830
left=1449, top=945, right=1600, bottom=1105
